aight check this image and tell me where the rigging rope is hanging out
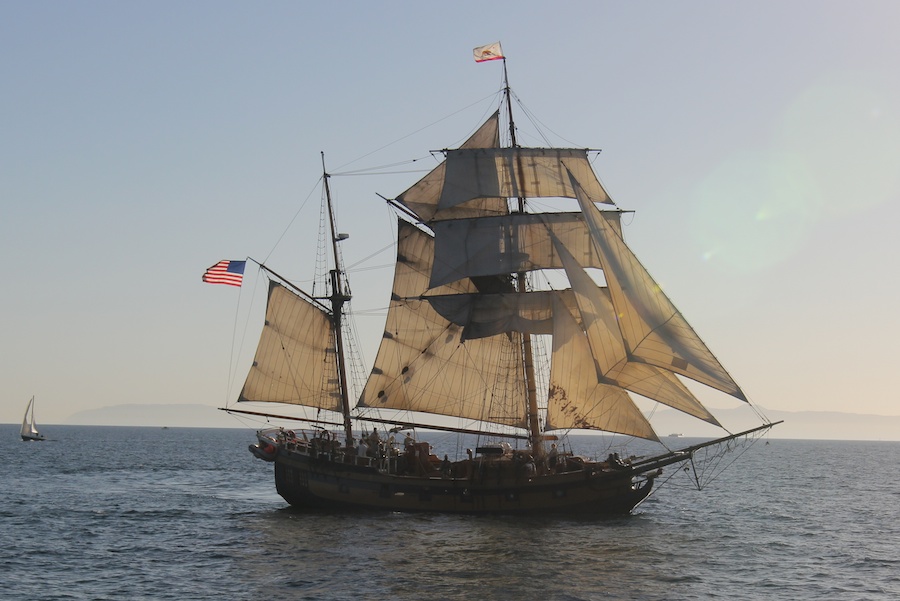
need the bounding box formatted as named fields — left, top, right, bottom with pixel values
left=332, top=92, right=501, bottom=173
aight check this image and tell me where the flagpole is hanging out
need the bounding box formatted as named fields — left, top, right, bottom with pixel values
left=502, top=56, right=517, bottom=147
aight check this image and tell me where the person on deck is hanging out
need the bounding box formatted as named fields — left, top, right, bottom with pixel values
left=548, top=444, right=559, bottom=471
left=357, top=438, right=368, bottom=462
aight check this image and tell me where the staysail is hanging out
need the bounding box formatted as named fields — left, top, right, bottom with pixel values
left=570, top=172, right=746, bottom=401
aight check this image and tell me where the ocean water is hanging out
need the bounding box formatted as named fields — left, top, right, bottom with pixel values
left=1, top=425, right=897, bottom=601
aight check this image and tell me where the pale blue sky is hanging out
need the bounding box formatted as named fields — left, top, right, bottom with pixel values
left=2, top=1, right=899, bottom=426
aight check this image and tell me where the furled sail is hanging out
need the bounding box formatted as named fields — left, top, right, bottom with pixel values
left=358, top=221, right=528, bottom=428
left=239, top=281, right=343, bottom=412
left=571, top=173, right=747, bottom=401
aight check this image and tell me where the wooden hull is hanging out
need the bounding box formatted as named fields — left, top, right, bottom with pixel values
left=267, top=445, right=655, bottom=515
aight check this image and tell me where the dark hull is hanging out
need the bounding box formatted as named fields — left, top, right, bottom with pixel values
left=269, top=446, right=655, bottom=515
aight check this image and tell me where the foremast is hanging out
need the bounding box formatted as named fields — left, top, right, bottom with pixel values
left=501, top=58, right=544, bottom=460
left=321, top=153, right=354, bottom=448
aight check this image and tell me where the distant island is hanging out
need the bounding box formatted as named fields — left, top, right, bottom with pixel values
left=650, top=406, right=900, bottom=442
left=56, top=403, right=900, bottom=441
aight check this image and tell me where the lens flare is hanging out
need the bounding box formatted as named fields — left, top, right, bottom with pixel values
left=689, top=150, right=817, bottom=274
left=774, top=77, right=900, bottom=217
left=689, top=75, right=900, bottom=275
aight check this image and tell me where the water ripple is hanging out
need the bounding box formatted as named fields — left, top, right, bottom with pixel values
left=1, top=427, right=898, bottom=600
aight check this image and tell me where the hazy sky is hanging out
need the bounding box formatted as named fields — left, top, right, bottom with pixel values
left=2, top=1, right=899, bottom=427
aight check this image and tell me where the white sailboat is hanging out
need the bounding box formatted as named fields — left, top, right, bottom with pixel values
left=21, top=396, right=46, bottom=442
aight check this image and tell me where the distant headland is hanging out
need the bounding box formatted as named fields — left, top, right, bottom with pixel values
left=51, top=403, right=900, bottom=442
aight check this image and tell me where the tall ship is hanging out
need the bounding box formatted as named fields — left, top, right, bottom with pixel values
left=219, top=46, right=777, bottom=514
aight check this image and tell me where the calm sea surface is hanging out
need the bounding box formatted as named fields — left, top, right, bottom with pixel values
left=1, top=425, right=897, bottom=600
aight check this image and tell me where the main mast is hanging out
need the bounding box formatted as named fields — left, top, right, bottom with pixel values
left=321, top=153, right=354, bottom=448
left=501, top=60, right=544, bottom=460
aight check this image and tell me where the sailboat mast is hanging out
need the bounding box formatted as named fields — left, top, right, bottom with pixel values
left=321, top=153, right=354, bottom=448
left=502, top=60, right=544, bottom=459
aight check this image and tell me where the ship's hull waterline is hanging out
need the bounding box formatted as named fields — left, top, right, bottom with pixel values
left=252, top=430, right=678, bottom=515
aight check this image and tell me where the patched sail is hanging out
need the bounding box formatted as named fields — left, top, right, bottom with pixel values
left=547, top=298, right=657, bottom=440
left=239, top=281, right=343, bottom=412
left=358, top=221, right=528, bottom=428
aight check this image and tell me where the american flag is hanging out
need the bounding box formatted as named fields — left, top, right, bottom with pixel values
left=202, top=260, right=246, bottom=287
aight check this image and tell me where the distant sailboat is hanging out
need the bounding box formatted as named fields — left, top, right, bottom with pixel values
left=21, top=396, right=46, bottom=442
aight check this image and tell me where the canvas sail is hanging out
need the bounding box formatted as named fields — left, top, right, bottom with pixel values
left=239, top=281, right=343, bottom=412
left=238, top=111, right=741, bottom=440
left=429, top=213, right=605, bottom=288
left=547, top=298, right=657, bottom=440
left=570, top=173, right=746, bottom=401
left=21, top=397, right=39, bottom=438
left=231, top=66, right=781, bottom=518
left=395, top=113, right=614, bottom=224
left=438, top=147, right=613, bottom=210
left=395, top=112, right=508, bottom=222
left=552, top=232, right=720, bottom=424
left=358, top=221, right=528, bottom=428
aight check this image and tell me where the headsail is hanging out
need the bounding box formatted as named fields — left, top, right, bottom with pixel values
left=570, top=172, right=747, bottom=401
left=552, top=229, right=721, bottom=425
left=547, top=298, right=657, bottom=440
